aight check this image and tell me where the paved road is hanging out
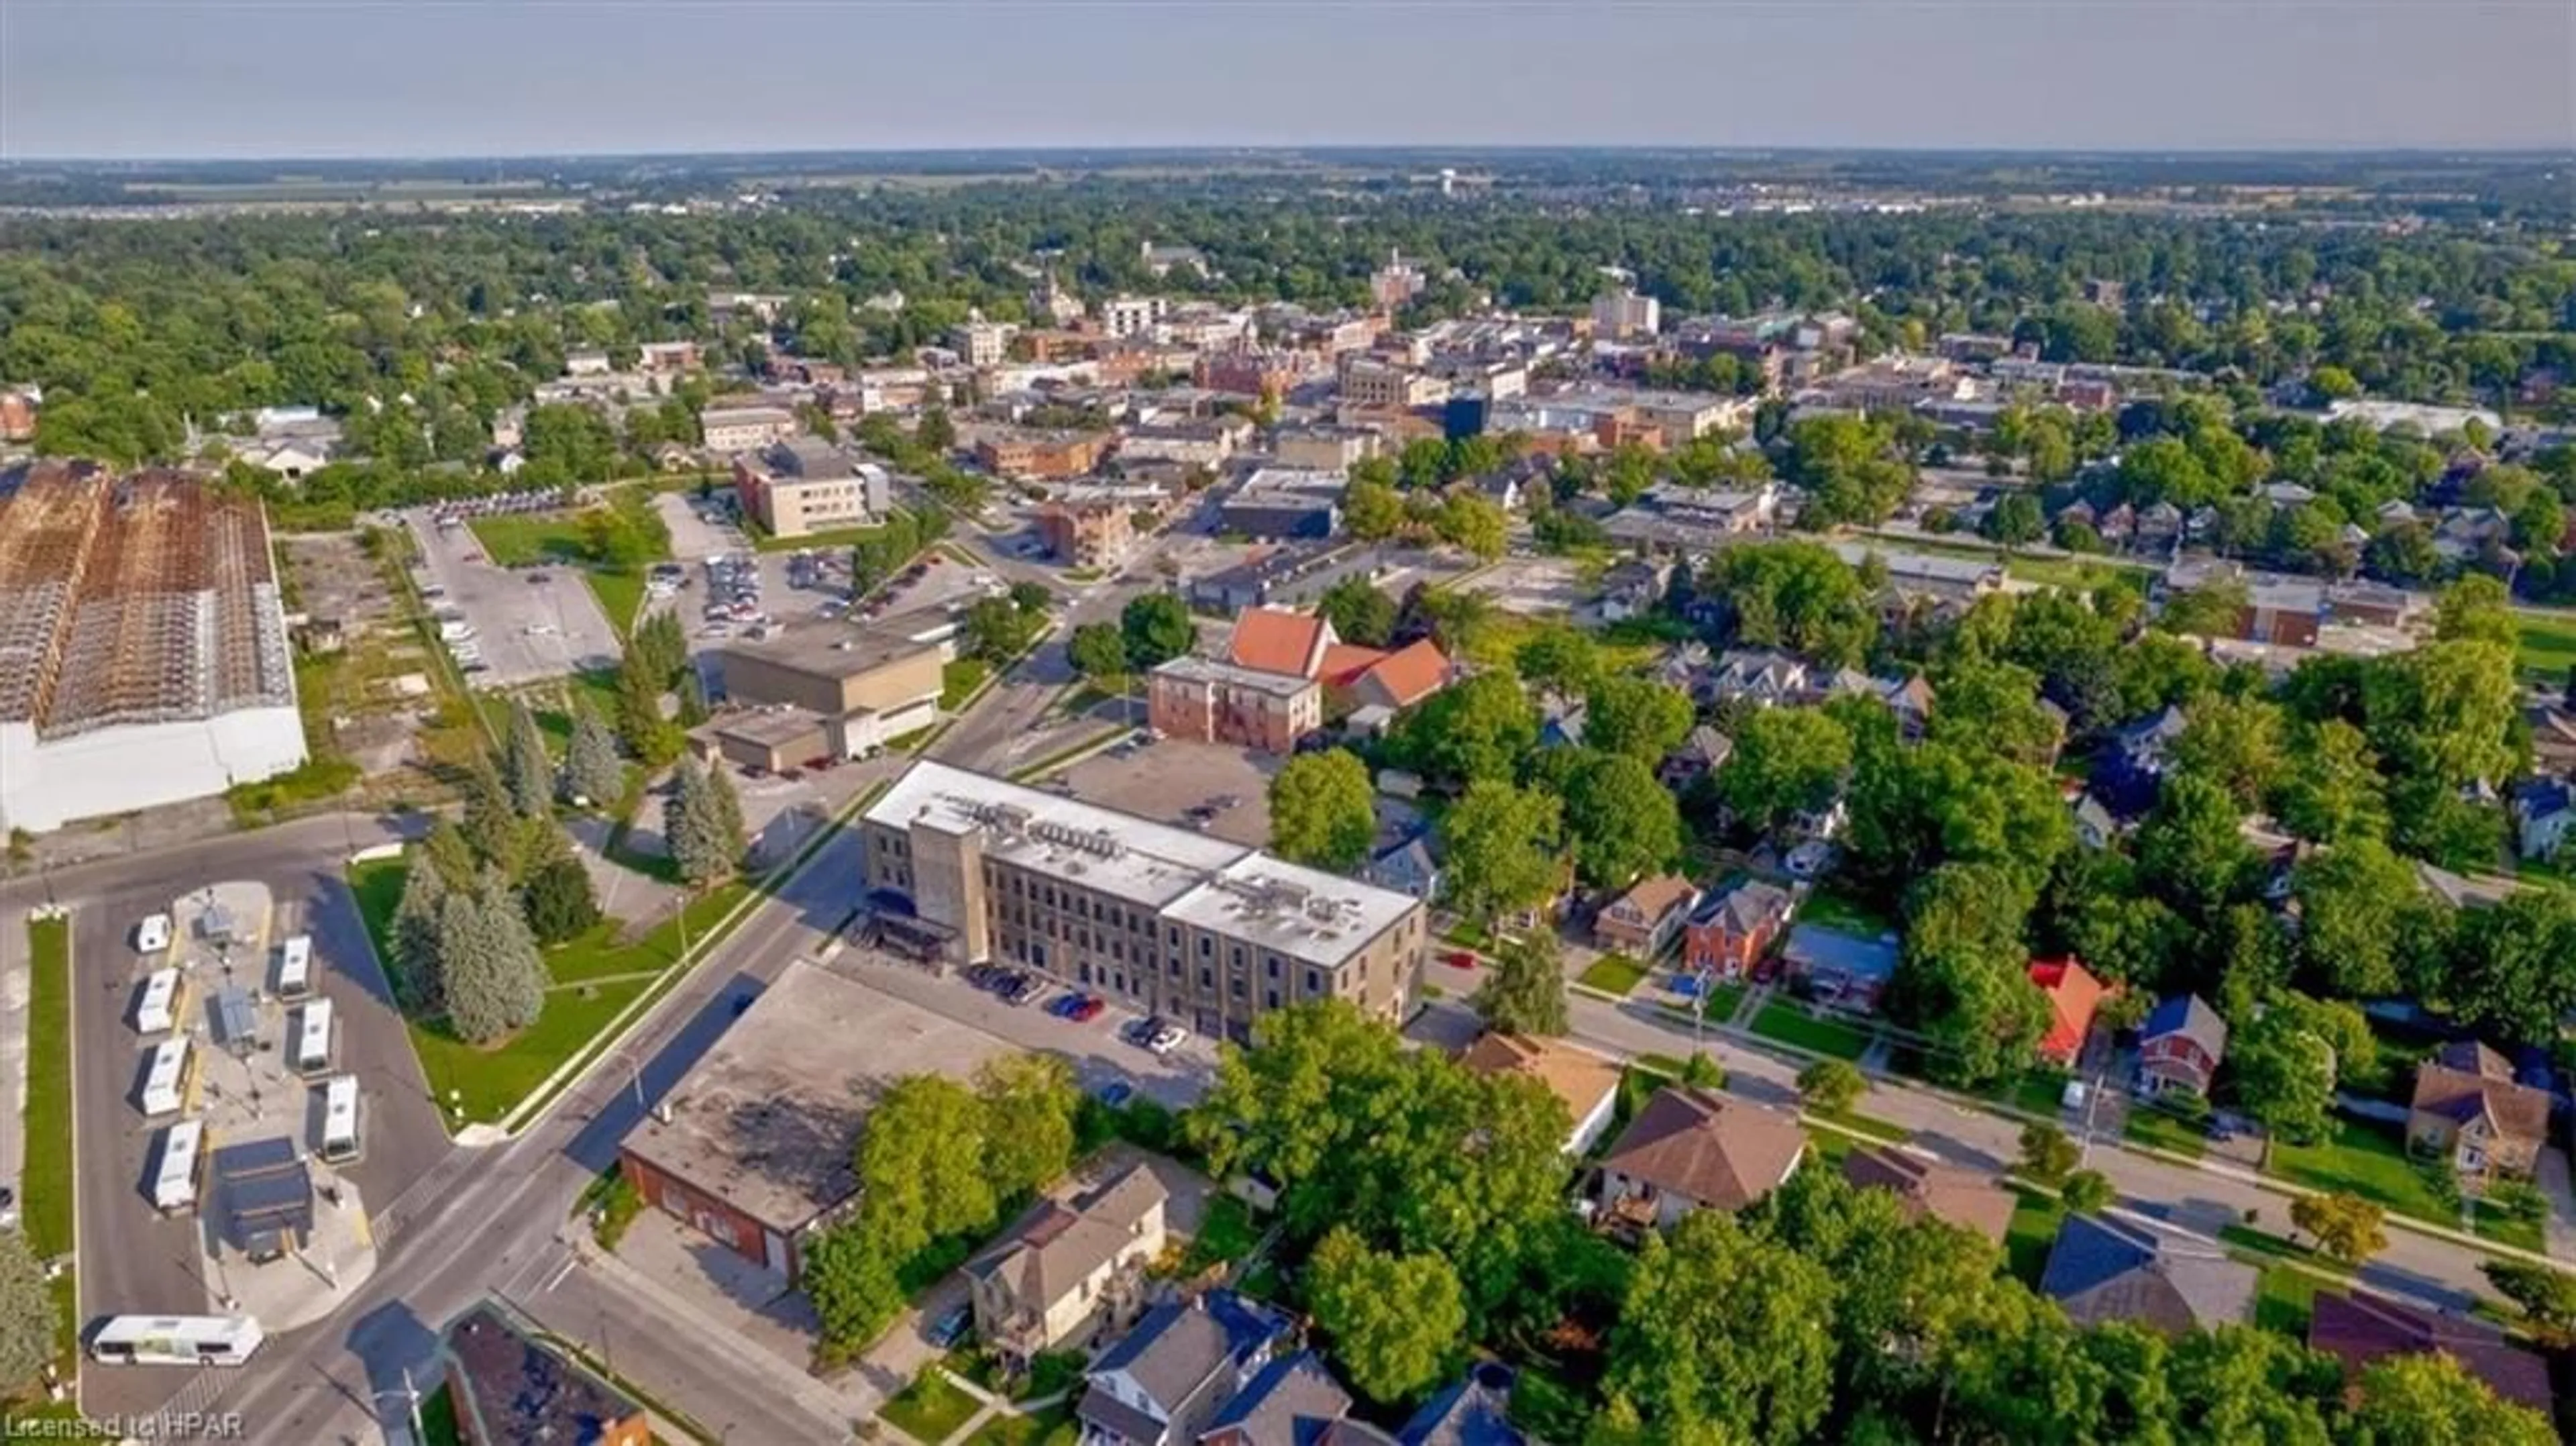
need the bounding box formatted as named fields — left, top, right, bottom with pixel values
left=1424, top=956, right=2513, bottom=1314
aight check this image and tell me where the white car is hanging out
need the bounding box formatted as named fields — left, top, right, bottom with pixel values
left=1147, top=1024, right=1187, bottom=1056
left=134, top=914, right=172, bottom=956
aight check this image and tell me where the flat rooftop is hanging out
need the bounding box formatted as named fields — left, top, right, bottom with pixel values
left=623, top=960, right=1013, bottom=1232
left=710, top=708, right=828, bottom=747
left=0, top=468, right=294, bottom=735
left=867, top=761, right=1421, bottom=968
left=1150, top=655, right=1316, bottom=699
left=720, top=623, right=938, bottom=685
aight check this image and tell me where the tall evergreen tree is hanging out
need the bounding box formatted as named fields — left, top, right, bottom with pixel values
left=501, top=699, right=553, bottom=818
left=389, top=858, right=449, bottom=1013
left=437, top=884, right=546, bottom=1043
left=705, top=760, right=747, bottom=864
left=458, top=756, right=522, bottom=876
left=559, top=696, right=625, bottom=807
left=664, top=756, right=734, bottom=885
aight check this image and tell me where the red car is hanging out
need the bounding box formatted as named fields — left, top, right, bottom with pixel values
left=1071, top=996, right=1107, bottom=1022
left=1444, top=950, right=1479, bottom=970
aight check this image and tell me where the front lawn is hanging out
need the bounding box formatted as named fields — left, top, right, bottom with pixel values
left=468, top=512, right=594, bottom=568
left=2514, top=609, right=2576, bottom=682
left=2268, top=1117, right=2454, bottom=1225
left=967, top=1404, right=1075, bottom=1446
left=2010, top=1070, right=2072, bottom=1117
left=1809, top=1107, right=1909, bottom=1145
left=2123, top=1107, right=2209, bottom=1160
left=2253, top=1266, right=2326, bottom=1336
left=1750, top=1000, right=1874, bottom=1060
left=409, top=977, right=655, bottom=1125
left=1577, top=953, right=1649, bottom=996
left=2003, top=1187, right=2065, bottom=1288
left=881, top=1367, right=982, bottom=1445
left=2473, top=1201, right=2546, bottom=1253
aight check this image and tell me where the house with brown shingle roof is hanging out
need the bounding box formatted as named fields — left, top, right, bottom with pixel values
left=2406, top=1041, right=2550, bottom=1189
left=966, top=1164, right=1168, bottom=1367
left=1459, top=1033, right=1623, bottom=1156
left=1593, top=874, right=1701, bottom=955
left=1841, top=1145, right=2015, bottom=1244
left=1597, top=1086, right=1805, bottom=1230
left=2309, top=1288, right=2556, bottom=1416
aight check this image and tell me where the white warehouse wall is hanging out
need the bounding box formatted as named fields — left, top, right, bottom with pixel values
left=0, top=706, right=308, bottom=834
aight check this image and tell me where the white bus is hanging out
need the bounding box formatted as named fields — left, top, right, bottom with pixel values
left=132, top=968, right=188, bottom=1036
left=138, top=1037, right=195, bottom=1118
left=291, top=999, right=334, bottom=1076
left=89, top=1314, right=265, bottom=1367
left=150, top=1119, right=206, bottom=1212
left=274, top=934, right=314, bottom=999
left=318, top=1076, right=362, bottom=1164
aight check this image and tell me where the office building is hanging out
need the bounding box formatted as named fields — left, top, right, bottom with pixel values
left=731, top=440, right=890, bottom=540
left=859, top=761, right=1428, bottom=1039
left=699, top=405, right=800, bottom=454
left=713, top=628, right=943, bottom=759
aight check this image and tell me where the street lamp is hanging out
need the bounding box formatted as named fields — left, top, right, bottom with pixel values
left=371, top=1367, right=425, bottom=1441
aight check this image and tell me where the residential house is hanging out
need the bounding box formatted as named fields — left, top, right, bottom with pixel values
left=1199, top=1351, right=1354, bottom=1446
left=1594, top=560, right=1673, bottom=623
left=2406, top=1041, right=2550, bottom=1189
left=2510, top=776, right=2573, bottom=862
left=2135, top=995, right=2228, bottom=1098
left=1681, top=879, right=1795, bottom=980
left=2072, top=791, right=2123, bottom=850
left=2526, top=706, right=2576, bottom=772
left=1077, top=1292, right=1293, bottom=1446
left=441, top=1301, right=650, bottom=1446
left=1362, top=834, right=1444, bottom=902
left=1537, top=699, right=1587, bottom=750
left=1039, top=500, right=1136, bottom=570
left=2028, top=958, right=2111, bottom=1067
left=1594, top=874, right=1701, bottom=956
left=1842, top=1145, right=2015, bottom=1245
left=2039, top=1215, right=2257, bottom=1335
left=1390, top=1365, right=1525, bottom=1446
left=1658, top=725, right=1734, bottom=789
left=1708, top=650, right=1811, bottom=709
left=965, top=1164, right=1169, bottom=1368
left=2307, top=1290, right=2557, bottom=1416
left=1780, top=924, right=1899, bottom=1013
left=1460, top=1033, right=1623, bottom=1156
left=2095, top=705, right=2190, bottom=819
left=1597, top=1086, right=1807, bottom=1230
left=1322, top=637, right=1453, bottom=713
left=1228, top=609, right=1336, bottom=680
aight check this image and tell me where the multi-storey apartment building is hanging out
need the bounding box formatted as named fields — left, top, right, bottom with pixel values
left=859, top=762, right=1426, bottom=1039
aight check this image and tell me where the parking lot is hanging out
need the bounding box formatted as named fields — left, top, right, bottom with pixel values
left=655, top=489, right=749, bottom=562
left=405, top=509, right=622, bottom=688
left=1452, top=554, right=1589, bottom=616
left=1056, top=739, right=1276, bottom=849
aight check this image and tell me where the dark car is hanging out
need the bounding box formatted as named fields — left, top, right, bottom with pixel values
left=925, top=1304, right=971, bottom=1349
left=1093, top=1081, right=1135, bottom=1108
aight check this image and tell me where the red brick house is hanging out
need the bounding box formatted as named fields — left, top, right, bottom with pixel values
left=1682, top=879, right=1795, bottom=978
left=1593, top=875, right=1701, bottom=956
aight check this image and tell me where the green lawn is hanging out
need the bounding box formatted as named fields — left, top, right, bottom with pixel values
left=2253, top=1265, right=2326, bottom=1337
left=2123, top=1107, right=2210, bottom=1160
left=2218, top=1223, right=2357, bottom=1277
left=418, top=1384, right=466, bottom=1446
left=1803, top=1128, right=1856, bottom=1167
left=2010, top=1070, right=2072, bottom=1117
left=352, top=854, right=754, bottom=1123
left=2514, top=610, right=2576, bottom=682
left=2269, top=1117, right=2455, bottom=1225
left=21, top=917, right=74, bottom=1261
left=2473, top=1202, right=2547, bottom=1253
left=882, top=1367, right=982, bottom=1444
left=1809, top=1106, right=1909, bottom=1145
left=2004, top=1187, right=2066, bottom=1288
left=586, top=566, right=650, bottom=635
left=1578, top=953, right=1650, bottom=996
left=1750, top=1000, right=1874, bottom=1060
left=942, top=658, right=993, bottom=711
left=967, top=1404, right=1075, bottom=1446
left=1179, top=1195, right=1262, bottom=1276
left=468, top=512, right=595, bottom=568
left=751, top=520, right=889, bottom=554
left=1796, top=887, right=1897, bottom=938
left=1660, top=982, right=1746, bottom=1023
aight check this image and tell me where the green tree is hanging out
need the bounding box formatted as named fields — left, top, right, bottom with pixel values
left=2159, top=578, right=2253, bottom=638
left=559, top=696, right=626, bottom=807
left=500, top=699, right=553, bottom=819
left=963, top=595, right=1042, bottom=664
left=1983, top=491, right=2045, bottom=546
left=1555, top=750, right=1684, bottom=888
left=2433, top=574, right=2520, bottom=650
left=1513, top=625, right=1605, bottom=700
left=389, top=856, right=449, bottom=1013
left=2482, top=1258, right=2576, bottom=1335
left=2169, top=694, right=2286, bottom=807
left=2136, top=773, right=2260, bottom=925
left=804, top=1221, right=908, bottom=1351
left=1929, top=658, right=2065, bottom=768
left=2270, top=719, right=2387, bottom=843
left=0, top=1228, right=55, bottom=1399
left=436, top=885, right=547, bottom=1044
left=2346, top=1351, right=2558, bottom=1446
left=856, top=1075, right=996, bottom=1252
left=1393, top=671, right=1537, bottom=789
left=2362, top=640, right=2520, bottom=792
left=1604, top=1212, right=1838, bottom=1444
left=2288, top=837, right=2426, bottom=998
left=1582, top=677, right=1695, bottom=764
left=974, top=1053, right=1081, bottom=1204
left=2440, top=888, right=2576, bottom=1044
left=1317, top=574, right=1398, bottom=648
left=663, top=755, right=739, bottom=886
left=1437, top=779, right=1563, bottom=927
left=2290, top=1191, right=2386, bottom=1266
left=1705, top=541, right=1878, bottom=666
left=519, top=853, right=601, bottom=945
left=1434, top=492, right=1509, bottom=561
left=916, top=407, right=955, bottom=453
left=458, top=754, right=521, bottom=874
left=1119, top=591, right=1195, bottom=670
left=2058, top=1169, right=2115, bottom=1215
left=2226, top=1006, right=2339, bottom=1147
left=1267, top=748, right=1377, bottom=872
left=2019, top=1121, right=2080, bottom=1185
left=1473, top=931, right=1570, bottom=1038
left=614, top=651, right=680, bottom=766
left=1796, top=1058, right=1866, bottom=1116
left=1306, top=1228, right=1468, bottom=1405
left=1343, top=478, right=1404, bottom=541
left=1067, top=621, right=1128, bottom=685
left=1717, top=706, right=1853, bottom=835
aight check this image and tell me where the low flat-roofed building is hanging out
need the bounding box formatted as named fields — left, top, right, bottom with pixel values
left=700, top=405, right=798, bottom=454
left=714, top=627, right=943, bottom=758
left=690, top=708, right=831, bottom=774
left=975, top=428, right=1110, bottom=481
left=859, top=761, right=1427, bottom=1041
left=619, top=959, right=1014, bottom=1278
left=441, top=1300, right=650, bottom=1446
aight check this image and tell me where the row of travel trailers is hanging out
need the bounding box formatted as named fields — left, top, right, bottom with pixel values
left=147, top=1076, right=361, bottom=1215
left=128, top=933, right=313, bottom=1039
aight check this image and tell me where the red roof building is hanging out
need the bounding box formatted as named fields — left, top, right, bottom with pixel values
left=2027, top=957, right=2111, bottom=1066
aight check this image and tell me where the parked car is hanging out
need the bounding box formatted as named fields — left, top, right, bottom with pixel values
left=1093, top=1081, right=1135, bottom=1109
left=1071, top=996, right=1106, bottom=1023
left=926, top=1304, right=971, bottom=1349
left=1147, top=1023, right=1187, bottom=1055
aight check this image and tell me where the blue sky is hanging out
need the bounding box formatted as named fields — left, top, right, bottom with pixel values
left=1, top=1, right=2568, bottom=160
